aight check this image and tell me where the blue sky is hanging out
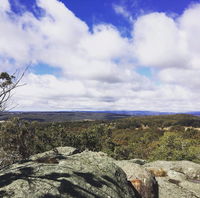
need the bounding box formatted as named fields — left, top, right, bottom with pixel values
left=9, top=0, right=200, bottom=24
left=1, top=0, right=200, bottom=111
left=10, top=0, right=199, bottom=18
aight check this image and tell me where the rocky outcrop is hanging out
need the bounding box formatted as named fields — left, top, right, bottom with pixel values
left=144, top=161, right=200, bottom=198
left=0, top=147, right=199, bottom=198
left=0, top=147, right=137, bottom=198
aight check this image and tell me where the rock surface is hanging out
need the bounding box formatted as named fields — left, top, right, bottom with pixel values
left=144, top=161, right=200, bottom=198
left=0, top=147, right=137, bottom=198
left=114, top=160, right=158, bottom=198
left=144, top=160, right=200, bottom=180
left=156, top=177, right=198, bottom=198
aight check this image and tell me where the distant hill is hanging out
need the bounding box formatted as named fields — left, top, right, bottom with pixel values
left=185, top=111, right=200, bottom=116
left=0, top=111, right=131, bottom=122
left=97, top=110, right=175, bottom=116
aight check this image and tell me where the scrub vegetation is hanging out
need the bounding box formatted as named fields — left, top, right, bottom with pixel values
left=0, top=114, right=199, bottom=167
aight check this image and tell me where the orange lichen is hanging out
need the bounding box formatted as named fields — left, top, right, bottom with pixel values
left=130, top=179, right=143, bottom=193
left=148, top=168, right=167, bottom=177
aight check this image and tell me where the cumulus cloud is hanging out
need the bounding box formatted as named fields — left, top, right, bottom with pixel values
left=133, top=4, right=200, bottom=70
left=179, top=4, right=200, bottom=68
left=0, top=0, right=132, bottom=79
left=1, top=0, right=200, bottom=111
left=133, top=13, right=189, bottom=68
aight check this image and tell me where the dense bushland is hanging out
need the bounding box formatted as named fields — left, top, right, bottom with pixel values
left=0, top=114, right=199, bottom=167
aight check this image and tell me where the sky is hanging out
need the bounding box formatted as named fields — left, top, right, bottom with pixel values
left=1, top=0, right=200, bottom=112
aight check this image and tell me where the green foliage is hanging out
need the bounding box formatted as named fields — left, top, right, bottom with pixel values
left=0, top=118, right=37, bottom=166
left=115, top=119, right=141, bottom=129
left=150, top=132, right=200, bottom=161
left=0, top=72, right=15, bottom=87
left=112, top=145, right=132, bottom=160
left=0, top=114, right=199, bottom=168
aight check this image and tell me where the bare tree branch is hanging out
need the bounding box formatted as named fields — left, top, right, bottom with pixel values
left=0, top=66, right=28, bottom=112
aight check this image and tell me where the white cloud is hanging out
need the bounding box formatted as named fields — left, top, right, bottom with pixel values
left=0, top=0, right=10, bottom=12
left=113, top=4, right=133, bottom=22
left=0, top=0, right=132, bottom=81
left=1, top=0, right=200, bottom=111
left=179, top=4, right=200, bottom=68
left=79, top=25, right=130, bottom=60
left=133, top=4, right=200, bottom=70
left=14, top=71, right=155, bottom=111
left=158, top=68, right=200, bottom=89
left=133, top=12, right=189, bottom=68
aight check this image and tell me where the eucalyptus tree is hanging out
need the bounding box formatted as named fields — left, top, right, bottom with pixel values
left=0, top=69, right=26, bottom=111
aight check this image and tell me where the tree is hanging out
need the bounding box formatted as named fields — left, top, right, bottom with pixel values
left=149, top=131, right=199, bottom=161
left=0, top=69, right=26, bottom=111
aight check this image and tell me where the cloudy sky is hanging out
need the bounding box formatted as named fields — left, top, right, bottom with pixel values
left=1, top=0, right=200, bottom=112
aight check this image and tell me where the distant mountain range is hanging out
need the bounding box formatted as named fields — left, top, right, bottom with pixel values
left=185, top=111, right=200, bottom=116
left=0, top=110, right=200, bottom=122
left=94, top=110, right=200, bottom=116
left=94, top=111, right=175, bottom=116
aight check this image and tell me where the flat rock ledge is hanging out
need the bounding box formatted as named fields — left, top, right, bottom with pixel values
left=144, top=160, right=200, bottom=198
